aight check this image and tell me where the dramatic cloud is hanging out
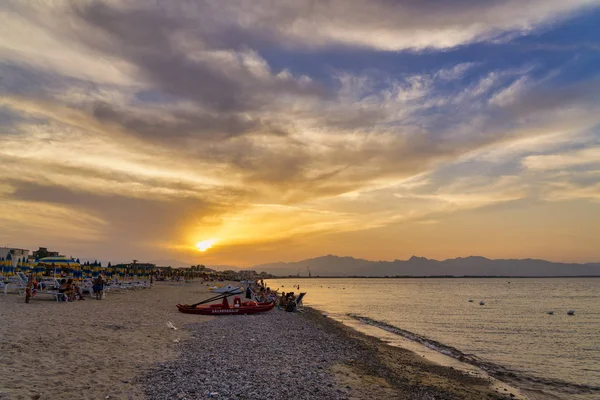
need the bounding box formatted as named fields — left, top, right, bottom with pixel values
left=1, top=0, right=600, bottom=265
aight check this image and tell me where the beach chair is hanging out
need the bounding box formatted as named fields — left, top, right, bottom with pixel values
left=294, top=292, right=306, bottom=312
left=39, top=289, right=66, bottom=302
left=4, top=278, right=26, bottom=295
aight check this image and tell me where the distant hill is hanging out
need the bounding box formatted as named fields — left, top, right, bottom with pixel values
left=253, top=255, right=600, bottom=277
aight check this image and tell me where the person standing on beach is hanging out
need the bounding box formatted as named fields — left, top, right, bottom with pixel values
left=93, top=274, right=105, bottom=300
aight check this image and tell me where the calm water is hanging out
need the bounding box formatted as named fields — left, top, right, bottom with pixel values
left=266, top=278, right=600, bottom=399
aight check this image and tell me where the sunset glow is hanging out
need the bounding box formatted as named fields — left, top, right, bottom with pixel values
left=1, top=1, right=600, bottom=267
left=196, top=239, right=216, bottom=252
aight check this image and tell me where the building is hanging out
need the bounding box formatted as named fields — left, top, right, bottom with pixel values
left=0, top=247, right=30, bottom=268
left=32, top=247, right=61, bottom=259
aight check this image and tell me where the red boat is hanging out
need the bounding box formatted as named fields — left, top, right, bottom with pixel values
left=177, top=297, right=275, bottom=315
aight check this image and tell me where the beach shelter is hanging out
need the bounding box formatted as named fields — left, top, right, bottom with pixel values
left=105, top=262, right=113, bottom=279
left=83, top=261, right=92, bottom=278
left=36, top=256, right=80, bottom=278
left=33, top=259, right=44, bottom=276
left=4, top=253, right=14, bottom=276
left=21, top=257, right=32, bottom=275
left=91, top=261, right=101, bottom=278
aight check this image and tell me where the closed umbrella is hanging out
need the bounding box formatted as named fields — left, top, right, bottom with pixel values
left=21, top=257, right=32, bottom=275
left=6, top=253, right=14, bottom=276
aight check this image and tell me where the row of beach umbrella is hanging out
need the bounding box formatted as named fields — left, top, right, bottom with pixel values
left=1, top=256, right=156, bottom=280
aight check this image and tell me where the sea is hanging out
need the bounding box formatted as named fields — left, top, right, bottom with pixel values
left=266, top=278, right=600, bottom=400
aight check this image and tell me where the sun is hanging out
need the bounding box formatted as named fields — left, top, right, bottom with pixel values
left=195, top=238, right=216, bottom=252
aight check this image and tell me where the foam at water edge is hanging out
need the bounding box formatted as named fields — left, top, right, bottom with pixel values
left=348, top=314, right=600, bottom=398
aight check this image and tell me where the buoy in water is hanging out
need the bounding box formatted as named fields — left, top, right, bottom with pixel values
left=479, top=301, right=485, bottom=306
left=547, top=311, right=554, bottom=315
left=567, top=310, right=575, bottom=316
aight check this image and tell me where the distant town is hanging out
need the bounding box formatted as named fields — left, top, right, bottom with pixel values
left=0, top=246, right=275, bottom=281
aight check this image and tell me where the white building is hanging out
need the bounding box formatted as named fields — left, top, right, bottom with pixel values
left=0, top=247, right=30, bottom=268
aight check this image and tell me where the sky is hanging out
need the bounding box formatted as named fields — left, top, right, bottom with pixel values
left=1, top=0, right=600, bottom=267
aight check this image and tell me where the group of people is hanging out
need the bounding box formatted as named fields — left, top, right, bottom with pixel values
left=25, top=274, right=106, bottom=303
left=278, top=292, right=297, bottom=312
left=243, top=279, right=303, bottom=312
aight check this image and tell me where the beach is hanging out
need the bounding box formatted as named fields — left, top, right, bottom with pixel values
left=2, top=281, right=516, bottom=399
left=0, top=281, right=210, bottom=400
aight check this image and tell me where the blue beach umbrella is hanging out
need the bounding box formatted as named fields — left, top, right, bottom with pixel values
left=6, top=253, right=14, bottom=276
left=92, top=261, right=100, bottom=278
left=83, top=262, right=91, bottom=278
left=21, top=257, right=31, bottom=275
left=104, top=262, right=112, bottom=279
left=33, top=259, right=43, bottom=276
left=37, top=256, right=80, bottom=278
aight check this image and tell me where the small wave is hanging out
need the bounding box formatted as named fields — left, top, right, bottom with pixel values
left=348, top=314, right=600, bottom=396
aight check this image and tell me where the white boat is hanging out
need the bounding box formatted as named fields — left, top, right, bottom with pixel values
left=208, top=284, right=243, bottom=294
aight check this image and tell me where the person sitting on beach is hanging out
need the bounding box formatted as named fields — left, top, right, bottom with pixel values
left=264, top=287, right=277, bottom=302
left=93, top=274, right=106, bottom=300
left=58, top=279, right=73, bottom=302
left=278, top=292, right=288, bottom=308
left=285, top=292, right=297, bottom=312
left=67, top=278, right=85, bottom=301
left=258, top=287, right=265, bottom=300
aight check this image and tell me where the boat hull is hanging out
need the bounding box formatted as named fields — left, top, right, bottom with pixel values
left=176, top=302, right=275, bottom=315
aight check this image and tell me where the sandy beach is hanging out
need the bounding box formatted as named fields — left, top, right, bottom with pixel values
left=2, top=281, right=517, bottom=399
left=0, top=281, right=213, bottom=400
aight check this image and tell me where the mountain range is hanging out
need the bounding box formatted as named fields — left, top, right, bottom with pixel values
left=252, top=255, right=600, bottom=277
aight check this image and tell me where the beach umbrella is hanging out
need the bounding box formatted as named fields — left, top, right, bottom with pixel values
left=105, top=262, right=113, bottom=279
left=83, top=261, right=92, bottom=278
left=0, top=257, right=5, bottom=276
left=20, top=258, right=27, bottom=274
left=92, top=261, right=100, bottom=278
left=36, top=256, right=80, bottom=278
left=33, top=259, right=43, bottom=276
left=73, top=259, right=82, bottom=279
left=5, top=253, right=14, bottom=276
left=27, top=258, right=32, bottom=274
